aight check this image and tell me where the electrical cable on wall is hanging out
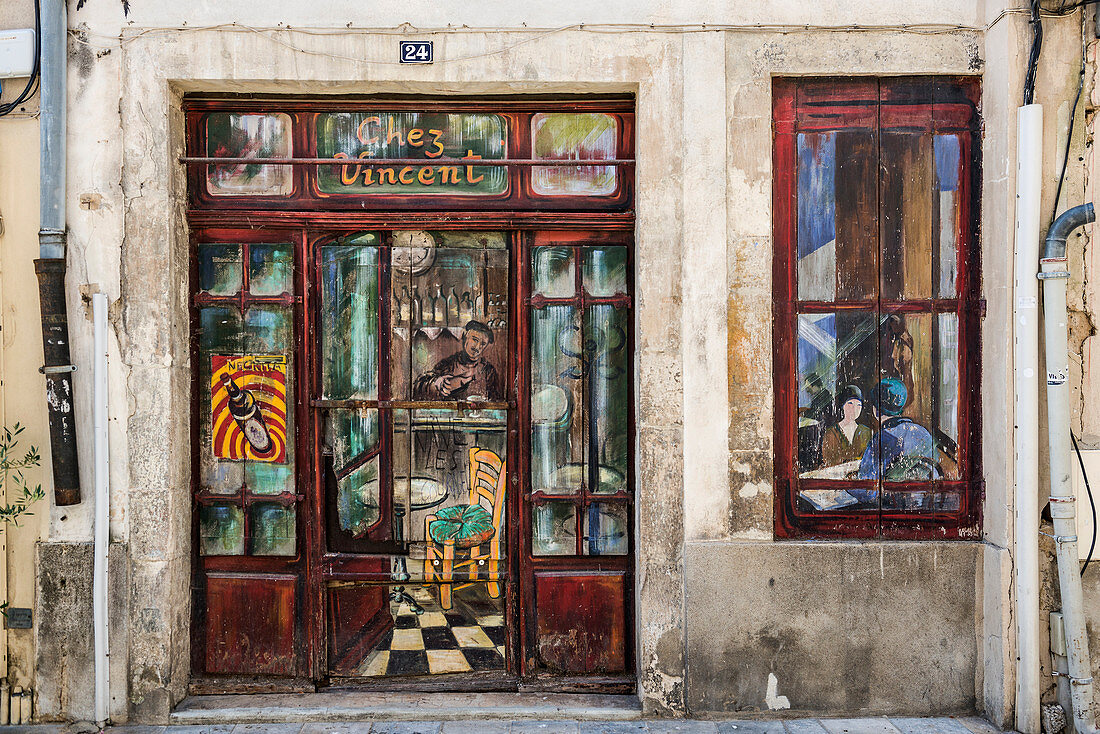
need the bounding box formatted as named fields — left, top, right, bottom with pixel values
left=1071, top=433, right=1097, bottom=574
left=0, top=0, right=40, bottom=118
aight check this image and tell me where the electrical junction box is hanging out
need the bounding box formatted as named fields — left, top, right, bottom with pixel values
left=1071, top=448, right=1100, bottom=561
left=0, top=29, right=35, bottom=79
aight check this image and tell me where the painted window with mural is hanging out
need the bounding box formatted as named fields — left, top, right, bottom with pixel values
left=187, top=99, right=635, bottom=688
left=772, top=77, right=982, bottom=539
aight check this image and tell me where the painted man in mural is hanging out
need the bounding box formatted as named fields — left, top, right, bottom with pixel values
left=856, top=378, right=938, bottom=481
left=413, top=320, right=503, bottom=401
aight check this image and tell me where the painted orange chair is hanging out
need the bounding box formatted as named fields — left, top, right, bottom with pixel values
left=424, top=448, right=507, bottom=610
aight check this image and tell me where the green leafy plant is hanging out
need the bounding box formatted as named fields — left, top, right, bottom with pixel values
left=0, top=424, right=45, bottom=617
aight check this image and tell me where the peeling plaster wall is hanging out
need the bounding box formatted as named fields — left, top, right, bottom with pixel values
left=13, top=0, right=1068, bottom=724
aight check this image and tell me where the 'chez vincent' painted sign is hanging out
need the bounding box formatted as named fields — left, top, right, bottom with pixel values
left=315, top=112, right=507, bottom=195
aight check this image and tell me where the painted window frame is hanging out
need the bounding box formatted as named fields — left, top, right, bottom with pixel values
left=772, top=77, right=983, bottom=540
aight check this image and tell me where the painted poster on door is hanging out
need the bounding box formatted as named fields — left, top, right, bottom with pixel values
left=211, top=355, right=289, bottom=463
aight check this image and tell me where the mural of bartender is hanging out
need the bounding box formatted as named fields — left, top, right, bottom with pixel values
left=413, top=320, right=503, bottom=401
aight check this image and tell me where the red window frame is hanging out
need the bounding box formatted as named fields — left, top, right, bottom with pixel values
left=772, top=77, right=983, bottom=540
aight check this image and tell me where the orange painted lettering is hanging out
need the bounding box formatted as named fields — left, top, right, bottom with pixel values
left=334, top=152, right=361, bottom=186
left=398, top=166, right=416, bottom=185
left=417, top=167, right=436, bottom=185
left=438, top=166, right=460, bottom=184
left=356, top=116, right=381, bottom=145
left=377, top=168, right=398, bottom=185
left=407, top=129, right=424, bottom=147
left=464, top=150, right=484, bottom=185
left=386, top=118, right=405, bottom=147
left=425, top=129, right=444, bottom=158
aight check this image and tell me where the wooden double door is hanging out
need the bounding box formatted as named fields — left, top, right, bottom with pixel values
left=192, top=226, right=635, bottom=690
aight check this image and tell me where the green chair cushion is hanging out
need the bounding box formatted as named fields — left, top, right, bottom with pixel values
left=428, top=504, right=496, bottom=548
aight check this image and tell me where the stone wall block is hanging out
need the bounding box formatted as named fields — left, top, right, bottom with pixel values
left=685, top=542, right=981, bottom=715
left=726, top=450, right=773, bottom=538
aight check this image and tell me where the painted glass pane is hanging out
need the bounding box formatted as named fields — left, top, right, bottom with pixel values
left=531, top=113, right=618, bottom=196
left=871, top=312, right=937, bottom=483
left=205, top=112, right=292, bottom=196
left=881, top=132, right=933, bottom=301
left=795, top=312, right=879, bottom=505
left=531, top=306, right=584, bottom=495
left=246, top=462, right=293, bottom=495
left=399, top=237, right=508, bottom=404
left=532, top=246, right=575, bottom=298
left=532, top=501, right=577, bottom=555
left=321, top=243, right=379, bottom=400
left=583, top=502, right=628, bottom=556
left=583, top=247, right=628, bottom=297
left=316, top=112, right=507, bottom=195
left=244, top=306, right=292, bottom=353
left=198, top=243, right=242, bottom=296
left=935, top=313, right=961, bottom=480
left=934, top=134, right=962, bottom=298
left=249, top=243, right=293, bottom=296
left=585, top=305, right=629, bottom=494
left=250, top=503, right=296, bottom=556
left=394, top=410, right=508, bottom=555
left=200, top=451, right=243, bottom=495
left=200, top=306, right=243, bottom=354
left=797, top=132, right=878, bottom=302
left=199, top=503, right=245, bottom=555
left=335, top=453, right=381, bottom=539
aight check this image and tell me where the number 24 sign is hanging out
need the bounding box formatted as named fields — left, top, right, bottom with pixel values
left=400, top=41, right=433, bottom=64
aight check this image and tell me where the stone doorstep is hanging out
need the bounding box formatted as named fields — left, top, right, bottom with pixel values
left=168, top=693, right=643, bottom=725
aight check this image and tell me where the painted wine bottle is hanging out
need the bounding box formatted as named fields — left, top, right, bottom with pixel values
left=221, top=374, right=272, bottom=452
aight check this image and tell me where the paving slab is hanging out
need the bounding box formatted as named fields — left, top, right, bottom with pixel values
left=716, top=722, right=786, bottom=734
left=441, top=722, right=511, bottom=734
left=648, top=721, right=718, bottom=734
left=888, top=719, right=972, bottom=734
left=953, top=720, right=1001, bottom=734
left=510, top=722, right=580, bottom=734
left=819, top=719, right=902, bottom=734
left=109, top=728, right=167, bottom=734
left=784, top=721, right=830, bottom=734
left=370, top=724, right=443, bottom=734
left=578, top=724, right=648, bottom=734
left=300, top=725, right=373, bottom=734
left=233, top=726, right=304, bottom=734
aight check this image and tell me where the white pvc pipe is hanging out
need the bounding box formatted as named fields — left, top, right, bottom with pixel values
left=1014, top=103, right=1043, bottom=734
left=1041, top=201, right=1097, bottom=734
left=92, top=293, right=110, bottom=726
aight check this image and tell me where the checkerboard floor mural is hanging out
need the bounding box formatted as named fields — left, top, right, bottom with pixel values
left=356, top=583, right=507, bottom=676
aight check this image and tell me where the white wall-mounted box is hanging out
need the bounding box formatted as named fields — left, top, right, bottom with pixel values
left=0, top=29, right=35, bottom=80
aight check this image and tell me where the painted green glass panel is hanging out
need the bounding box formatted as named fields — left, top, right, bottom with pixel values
left=206, top=112, right=293, bottom=196
left=316, top=112, right=507, bottom=195
left=199, top=503, right=245, bottom=555
left=249, top=503, right=296, bottom=556
left=531, top=306, right=584, bottom=495
left=198, top=243, right=242, bottom=295
left=531, top=113, right=617, bottom=196
left=532, top=246, right=575, bottom=298
left=935, top=313, right=960, bottom=480
left=329, top=409, right=379, bottom=472
left=200, top=449, right=243, bottom=494
left=321, top=244, right=378, bottom=400
left=582, top=246, right=627, bottom=297
left=337, top=454, right=381, bottom=538
left=436, top=231, right=506, bottom=249
left=532, top=501, right=576, bottom=555
left=249, top=243, right=293, bottom=296
left=584, top=502, right=628, bottom=556
left=245, top=462, right=293, bottom=495
left=585, top=305, right=628, bottom=494
left=200, top=306, right=242, bottom=354
left=244, top=306, right=291, bottom=354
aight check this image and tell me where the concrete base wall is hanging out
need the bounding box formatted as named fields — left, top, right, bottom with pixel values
left=685, top=542, right=982, bottom=716
left=34, top=542, right=129, bottom=723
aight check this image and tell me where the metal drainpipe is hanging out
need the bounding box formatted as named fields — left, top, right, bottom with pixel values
left=36, top=0, right=79, bottom=506
left=1040, top=202, right=1097, bottom=734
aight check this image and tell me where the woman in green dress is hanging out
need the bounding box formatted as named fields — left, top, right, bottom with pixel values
left=822, top=385, right=872, bottom=467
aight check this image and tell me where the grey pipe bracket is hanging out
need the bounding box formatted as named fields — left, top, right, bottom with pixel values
left=1053, top=672, right=1096, bottom=685
left=1038, top=271, right=1072, bottom=280
left=1039, top=531, right=1080, bottom=543
left=39, top=364, right=77, bottom=375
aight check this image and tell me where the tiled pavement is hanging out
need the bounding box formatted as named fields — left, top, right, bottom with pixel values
left=0, top=715, right=1011, bottom=734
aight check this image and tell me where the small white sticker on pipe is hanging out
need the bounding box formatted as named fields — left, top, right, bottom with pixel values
left=1048, top=368, right=1068, bottom=385
left=1017, top=296, right=1038, bottom=308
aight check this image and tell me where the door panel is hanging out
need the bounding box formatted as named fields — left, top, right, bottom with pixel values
left=534, top=572, right=626, bottom=673
left=205, top=573, right=298, bottom=675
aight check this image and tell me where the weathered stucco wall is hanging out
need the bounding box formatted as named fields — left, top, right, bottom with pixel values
left=9, top=0, right=1086, bottom=725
